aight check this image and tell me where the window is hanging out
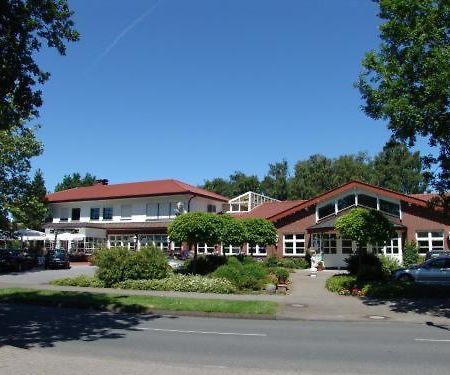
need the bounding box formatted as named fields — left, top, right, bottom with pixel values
left=207, top=204, right=216, bottom=213
left=222, top=244, right=241, bottom=255
left=322, top=234, right=337, bottom=254
left=248, top=244, right=267, bottom=256
left=283, top=234, right=305, bottom=256
left=379, top=199, right=400, bottom=217
left=385, top=238, right=400, bottom=255
left=103, top=207, right=113, bottom=220
left=337, top=195, right=355, bottom=211
left=71, top=208, right=80, bottom=221
left=146, top=203, right=158, bottom=218
left=90, top=207, right=100, bottom=220
left=197, top=243, right=215, bottom=255
left=159, top=203, right=170, bottom=218
left=140, top=234, right=169, bottom=251
left=358, top=194, right=377, bottom=209
left=60, top=208, right=69, bottom=222
left=109, top=235, right=135, bottom=249
left=341, top=239, right=353, bottom=254
left=318, top=203, right=335, bottom=219
left=416, top=231, right=444, bottom=254
left=120, top=205, right=131, bottom=219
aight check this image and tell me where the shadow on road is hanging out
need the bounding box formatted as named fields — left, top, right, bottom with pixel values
left=362, top=298, right=450, bottom=319
left=0, top=303, right=164, bottom=349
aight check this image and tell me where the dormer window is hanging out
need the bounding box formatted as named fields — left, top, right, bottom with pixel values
left=337, top=195, right=355, bottom=211
left=318, top=202, right=335, bottom=219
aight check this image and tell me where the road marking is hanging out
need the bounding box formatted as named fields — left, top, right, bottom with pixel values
left=136, top=327, right=267, bottom=337
left=415, top=338, right=450, bottom=343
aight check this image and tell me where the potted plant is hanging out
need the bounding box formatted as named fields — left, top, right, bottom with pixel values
left=317, top=261, right=324, bottom=271
left=273, top=267, right=289, bottom=284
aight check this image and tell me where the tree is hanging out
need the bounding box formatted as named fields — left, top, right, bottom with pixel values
left=261, top=159, right=289, bottom=200
left=372, top=142, right=428, bottom=193
left=10, top=169, right=47, bottom=230
left=219, top=215, right=247, bottom=248
left=202, top=171, right=261, bottom=198
left=241, top=218, right=278, bottom=255
left=54, top=172, right=97, bottom=192
left=357, top=0, right=450, bottom=204
left=167, top=212, right=223, bottom=273
left=0, top=125, right=42, bottom=233
left=202, top=178, right=233, bottom=198
left=1, top=0, right=79, bottom=131
left=335, top=208, right=396, bottom=279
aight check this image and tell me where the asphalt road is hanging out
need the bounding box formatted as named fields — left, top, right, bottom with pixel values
left=0, top=304, right=449, bottom=374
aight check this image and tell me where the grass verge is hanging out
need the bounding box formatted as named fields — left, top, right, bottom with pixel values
left=0, top=288, right=278, bottom=316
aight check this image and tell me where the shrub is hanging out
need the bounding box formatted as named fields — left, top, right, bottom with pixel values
left=212, top=264, right=244, bottom=287
left=379, top=255, right=400, bottom=278
left=184, top=255, right=227, bottom=275
left=116, top=275, right=237, bottom=294
left=362, top=281, right=450, bottom=299
left=264, top=256, right=309, bottom=269
left=345, top=252, right=384, bottom=281
left=93, top=246, right=171, bottom=287
left=272, top=267, right=289, bottom=282
left=265, top=256, right=279, bottom=268
left=403, top=241, right=420, bottom=267
left=325, top=274, right=357, bottom=293
left=50, top=275, right=106, bottom=288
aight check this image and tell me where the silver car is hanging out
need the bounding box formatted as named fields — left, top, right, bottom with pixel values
left=393, top=256, right=450, bottom=285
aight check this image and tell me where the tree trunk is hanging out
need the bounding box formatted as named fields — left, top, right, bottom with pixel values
left=191, top=243, right=197, bottom=274
left=357, top=242, right=364, bottom=281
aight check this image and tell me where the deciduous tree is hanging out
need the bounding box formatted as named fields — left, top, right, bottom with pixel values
left=54, top=172, right=97, bottom=192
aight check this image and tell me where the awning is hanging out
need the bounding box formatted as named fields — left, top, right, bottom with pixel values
left=15, top=228, right=47, bottom=241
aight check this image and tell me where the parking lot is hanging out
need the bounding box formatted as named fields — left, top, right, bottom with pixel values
left=0, top=265, right=96, bottom=285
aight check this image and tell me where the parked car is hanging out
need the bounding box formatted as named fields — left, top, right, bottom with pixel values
left=167, top=257, right=184, bottom=271
left=425, top=250, right=450, bottom=261
left=45, top=249, right=70, bottom=269
left=393, top=256, right=450, bottom=285
left=0, top=249, right=35, bottom=272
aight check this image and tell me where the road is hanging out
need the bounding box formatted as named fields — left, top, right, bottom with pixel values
left=0, top=304, right=449, bottom=374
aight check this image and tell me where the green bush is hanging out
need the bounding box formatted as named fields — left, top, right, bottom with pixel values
left=116, top=275, right=237, bottom=294
left=265, top=256, right=279, bottom=268
left=403, top=241, right=420, bottom=267
left=273, top=267, right=289, bottom=281
left=212, top=258, right=268, bottom=290
left=50, top=275, right=106, bottom=288
left=379, top=255, right=400, bottom=278
left=184, top=255, right=227, bottom=275
left=93, top=246, right=171, bottom=287
left=362, top=281, right=450, bottom=299
left=345, top=252, right=385, bottom=281
left=325, top=274, right=357, bottom=293
left=264, top=256, right=309, bottom=269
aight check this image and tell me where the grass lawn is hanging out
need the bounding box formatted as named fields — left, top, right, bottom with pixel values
left=0, top=288, right=278, bottom=316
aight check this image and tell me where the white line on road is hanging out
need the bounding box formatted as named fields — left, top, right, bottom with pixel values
left=415, top=338, right=450, bottom=343
left=136, top=327, right=267, bottom=337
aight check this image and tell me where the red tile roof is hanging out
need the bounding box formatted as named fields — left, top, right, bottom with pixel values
left=409, top=193, right=439, bottom=202
left=46, top=179, right=229, bottom=203
left=232, top=200, right=306, bottom=220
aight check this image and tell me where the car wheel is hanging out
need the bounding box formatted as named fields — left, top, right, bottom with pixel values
left=398, top=274, right=413, bottom=282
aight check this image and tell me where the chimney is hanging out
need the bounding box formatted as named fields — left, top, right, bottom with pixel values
left=96, top=179, right=109, bottom=185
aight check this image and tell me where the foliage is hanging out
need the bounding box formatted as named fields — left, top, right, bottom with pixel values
left=0, top=126, right=43, bottom=233
left=357, top=0, right=450, bottom=202
left=115, top=275, right=237, bottom=294
left=0, top=0, right=79, bottom=131
left=9, top=169, right=47, bottom=230
left=272, top=267, right=289, bottom=281
left=379, top=255, right=401, bottom=277
left=92, top=246, right=171, bottom=287
left=184, top=255, right=227, bottom=275
left=212, top=257, right=269, bottom=290
left=372, top=142, right=429, bottom=194
left=202, top=171, right=261, bottom=198
left=261, top=159, right=289, bottom=200
left=325, top=274, right=357, bottom=293
left=265, top=256, right=309, bottom=269
left=219, top=215, right=247, bottom=246
left=361, top=281, right=450, bottom=299
left=54, top=172, right=97, bottom=192
left=336, top=208, right=396, bottom=248
left=0, top=288, right=278, bottom=315
left=241, top=218, right=277, bottom=252
left=345, top=253, right=385, bottom=281
left=403, top=241, right=420, bottom=267
left=50, top=275, right=106, bottom=288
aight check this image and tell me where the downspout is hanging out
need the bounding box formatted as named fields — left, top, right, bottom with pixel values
left=187, top=195, right=195, bottom=212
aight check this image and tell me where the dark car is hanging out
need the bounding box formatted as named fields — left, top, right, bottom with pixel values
left=393, top=256, right=450, bottom=285
left=0, top=249, right=35, bottom=272
left=425, top=250, right=450, bottom=261
left=45, top=249, right=70, bottom=269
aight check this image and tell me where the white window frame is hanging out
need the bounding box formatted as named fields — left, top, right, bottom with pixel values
left=283, top=234, right=306, bottom=256
left=197, top=243, right=215, bottom=255
left=222, top=244, right=241, bottom=256
left=416, top=231, right=445, bottom=254
left=120, top=204, right=132, bottom=220
left=248, top=244, right=267, bottom=256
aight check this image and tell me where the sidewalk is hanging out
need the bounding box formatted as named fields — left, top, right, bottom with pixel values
left=0, top=269, right=449, bottom=324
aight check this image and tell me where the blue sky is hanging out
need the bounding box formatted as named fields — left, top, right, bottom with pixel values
left=34, top=0, right=406, bottom=191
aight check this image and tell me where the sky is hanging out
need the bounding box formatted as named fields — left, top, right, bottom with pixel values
left=33, top=0, right=419, bottom=192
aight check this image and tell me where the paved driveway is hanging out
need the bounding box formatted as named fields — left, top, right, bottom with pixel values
left=0, top=265, right=96, bottom=285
